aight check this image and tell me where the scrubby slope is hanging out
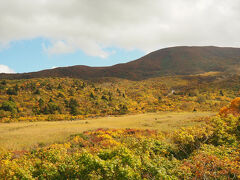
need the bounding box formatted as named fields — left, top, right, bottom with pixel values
left=0, top=73, right=239, bottom=122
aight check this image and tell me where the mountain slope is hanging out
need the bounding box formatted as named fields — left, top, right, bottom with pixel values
left=1, top=46, right=240, bottom=80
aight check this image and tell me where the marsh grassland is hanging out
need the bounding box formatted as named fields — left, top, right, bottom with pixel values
left=0, top=112, right=214, bottom=150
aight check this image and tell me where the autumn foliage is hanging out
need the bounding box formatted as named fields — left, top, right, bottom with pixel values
left=0, top=111, right=239, bottom=179
left=220, top=97, right=240, bottom=116
left=0, top=75, right=238, bottom=122
left=0, top=80, right=240, bottom=179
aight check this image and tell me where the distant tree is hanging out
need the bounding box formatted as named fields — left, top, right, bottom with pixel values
left=0, top=85, right=5, bottom=90
left=38, top=98, right=44, bottom=108
left=81, top=82, right=86, bottom=89
left=39, top=101, right=60, bottom=115
left=42, top=106, right=50, bottom=114
left=47, top=102, right=60, bottom=114
left=8, top=96, right=14, bottom=102
left=70, top=106, right=78, bottom=116
left=57, top=84, right=63, bottom=90
left=64, top=99, right=69, bottom=108
left=101, top=95, right=108, bottom=101
left=69, top=98, right=79, bottom=115
left=158, top=96, right=162, bottom=102
left=1, top=80, right=6, bottom=85
left=57, top=92, right=65, bottom=98
left=220, top=90, right=224, bottom=96
left=33, top=89, right=40, bottom=95
left=14, top=84, right=19, bottom=91
left=68, top=89, right=74, bottom=96
left=1, top=101, right=17, bottom=114
left=90, top=92, right=95, bottom=99
left=6, top=87, right=18, bottom=95
left=69, top=98, right=79, bottom=108
left=29, top=83, right=36, bottom=91
left=118, top=104, right=129, bottom=114
left=46, top=84, right=53, bottom=91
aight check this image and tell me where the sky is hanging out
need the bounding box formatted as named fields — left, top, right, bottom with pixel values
left=0, top=0, right=240, bottom=73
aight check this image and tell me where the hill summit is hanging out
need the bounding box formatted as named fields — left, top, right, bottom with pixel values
left=1, top=46, right=240, bottom=80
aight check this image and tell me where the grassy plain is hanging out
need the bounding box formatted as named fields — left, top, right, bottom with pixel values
left=0, top=112, right=215, bottom=150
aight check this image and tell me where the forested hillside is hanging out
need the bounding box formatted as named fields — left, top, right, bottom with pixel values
left=0, top=73, right=239, bottom=122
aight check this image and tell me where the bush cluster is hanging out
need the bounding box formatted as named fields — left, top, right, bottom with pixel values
left=0, top=113, right=239, bottom=179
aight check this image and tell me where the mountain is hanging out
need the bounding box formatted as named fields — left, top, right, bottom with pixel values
left=1, top=46, right=240, bottom=80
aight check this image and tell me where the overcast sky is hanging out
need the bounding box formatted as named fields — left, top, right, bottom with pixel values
left=0, top=0, right=240, bottom=73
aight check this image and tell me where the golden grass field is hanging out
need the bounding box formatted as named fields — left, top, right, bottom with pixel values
left=0, top=112, right=215, bottom=150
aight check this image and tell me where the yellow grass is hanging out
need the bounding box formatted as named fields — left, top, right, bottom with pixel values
left=195, top=71, right=221, bottom=76
left=0, top=112, right=215, bottom=150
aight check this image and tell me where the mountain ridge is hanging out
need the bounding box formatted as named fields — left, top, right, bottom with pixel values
left=1, top=46, right=240, bottom=80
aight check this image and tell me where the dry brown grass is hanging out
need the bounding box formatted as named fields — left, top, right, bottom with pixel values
left=0, top=112, right=215, bottom=150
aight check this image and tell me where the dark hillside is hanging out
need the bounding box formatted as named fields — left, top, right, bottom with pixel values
left=1, top=46, right=240, bottom=80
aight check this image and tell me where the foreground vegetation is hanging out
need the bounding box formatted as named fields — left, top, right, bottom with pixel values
left=0, top=98, right=239, bottom=179
left=0, top=112, right=239, bottom=179
left=0, top=73, right=238, bottom=122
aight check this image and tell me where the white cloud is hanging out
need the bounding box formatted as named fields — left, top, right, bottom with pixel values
left=0, top=64, right=15, bottom=73
left=43, top=41, right=76, bottom=55
left=0, top=0, right=240, bottom=57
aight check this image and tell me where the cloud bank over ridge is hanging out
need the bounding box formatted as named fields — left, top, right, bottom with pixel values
left=0, top=0, right=239, bottom=57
